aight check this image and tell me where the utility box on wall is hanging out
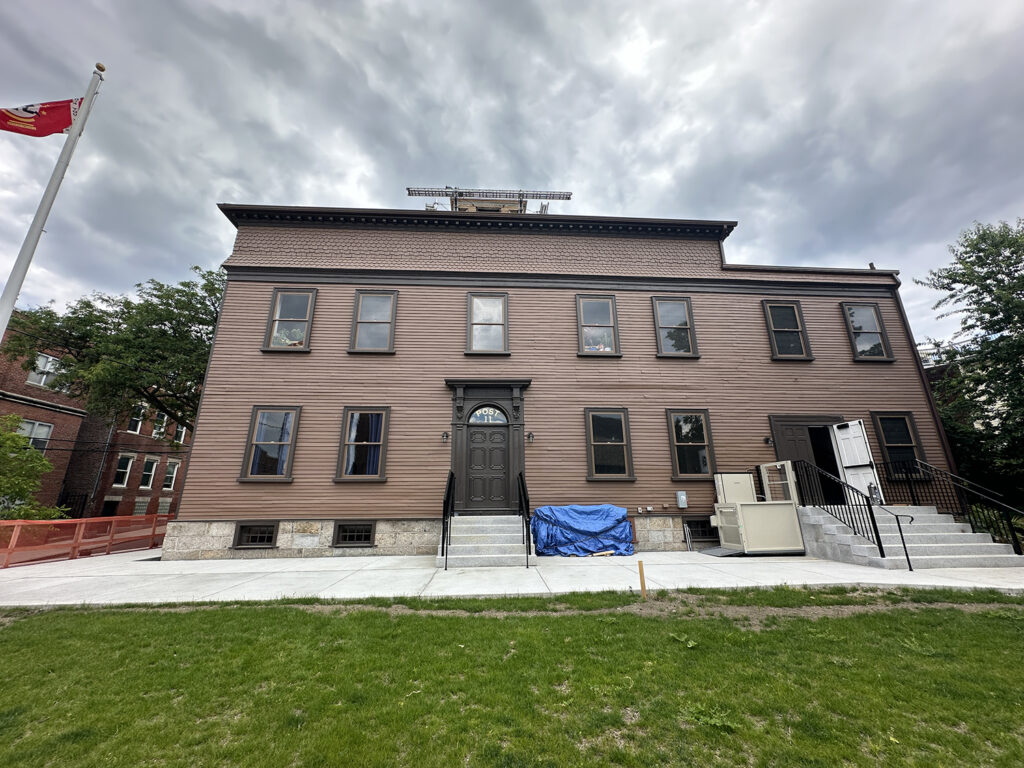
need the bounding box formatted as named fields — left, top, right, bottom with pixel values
left=676, top=491, right=688, bottom=509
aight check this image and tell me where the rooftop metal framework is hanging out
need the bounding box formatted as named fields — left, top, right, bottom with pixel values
left=407, top=186, right=572, bottom=213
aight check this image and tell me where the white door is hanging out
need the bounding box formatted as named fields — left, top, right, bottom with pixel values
left=830, top=420, right=884, bottom=502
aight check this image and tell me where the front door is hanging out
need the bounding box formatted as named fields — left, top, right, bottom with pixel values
left=466, top=418, right=509, bottom=511
left=446, top=379, right=531, bottom=516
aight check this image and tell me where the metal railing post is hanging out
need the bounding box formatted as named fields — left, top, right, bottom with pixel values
left=69, top=519, right=85, bottom=560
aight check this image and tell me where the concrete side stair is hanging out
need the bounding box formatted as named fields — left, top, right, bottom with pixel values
left=436, top=515, right=537, bottom=568
left=798, top=506, right=1024, bottom=569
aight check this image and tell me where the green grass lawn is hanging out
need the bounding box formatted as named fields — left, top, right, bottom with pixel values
left=2, top=588, right=1023, bottom=767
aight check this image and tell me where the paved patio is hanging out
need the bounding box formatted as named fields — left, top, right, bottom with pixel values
left=1, top=548, right=1023, bottom=605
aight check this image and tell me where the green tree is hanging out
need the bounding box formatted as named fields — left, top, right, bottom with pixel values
left=920, top=219, right=1024, bottom=497
left=0, top=414, right=66, bottom=520
left=1, top=267, right=224, bottom=432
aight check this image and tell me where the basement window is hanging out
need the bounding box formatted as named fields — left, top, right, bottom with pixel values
left=333, top=522, right=376, bottom=548
left=233, top=522, right=279, bottom=548
left=686, top=518, right=718, bottom=541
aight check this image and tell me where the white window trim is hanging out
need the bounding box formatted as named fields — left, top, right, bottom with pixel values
left=113, top=453, right=136, bottom=488
left=174, top=424, right=187, bottom=443
left=127, top=405, right=146, bottom=434
left=26, top=353, right=60, bottom=388
left=152, top=412, right=168, bottom=439
left=163, top=460, right=181, bottom=490
left=139, top=456, right=160, bottom=490
left=18, top=419, right=54, bottom=453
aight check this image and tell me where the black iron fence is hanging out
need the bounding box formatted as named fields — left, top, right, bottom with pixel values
left=877, top=460, right=1022, bottom=555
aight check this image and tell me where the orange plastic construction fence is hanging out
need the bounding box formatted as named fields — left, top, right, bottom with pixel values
left=0, top=514, right=170, bottom=568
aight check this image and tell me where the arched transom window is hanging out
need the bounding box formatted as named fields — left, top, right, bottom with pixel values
left=468, top=406, right=508, bottom=424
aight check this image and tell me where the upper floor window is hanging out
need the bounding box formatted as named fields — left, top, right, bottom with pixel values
left=240, top=407, right=300, bottom=481
left=152, top=412, right=168, bottom=439
left=26, top=353, right=60, bottom=388
left=466, top=293, right=509, bottom=354
left=349, top=290, right=397, bottom=353
left=666, top=409, right=715, bottom=478
left=841, top=303, right=894, bottom=361
left=113, top=454, right=135, bottom=487
left=577, top=295, right=620, bottom=356
left=263, top=288, right=316, bottom=351
left=652, top=297, right=698, bottom=357
left=18, top=419, right=53, bottom=453
left=336, top=407, right=390, bottom=481
left=140, top=457, right=159, bottom=489
left=127, top=405, right=145, bottom=434
left=163, top=460, right=181, bottom=490
left=762, top=300, right=813, bottom=360
left=174, top=424, right=187, bottom=443
left=584, top=408, right=635, bottom=480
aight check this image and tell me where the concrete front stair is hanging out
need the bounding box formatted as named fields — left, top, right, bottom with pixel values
left=798, top=505, right=1024, bottom=569
left=436, top=515, right=537, bottom=568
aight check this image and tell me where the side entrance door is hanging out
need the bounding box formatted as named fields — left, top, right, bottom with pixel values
left=829, top=419, right=884, bottom=501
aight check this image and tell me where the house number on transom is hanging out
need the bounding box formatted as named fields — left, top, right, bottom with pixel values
left=468, top=406, right=508, bottom=424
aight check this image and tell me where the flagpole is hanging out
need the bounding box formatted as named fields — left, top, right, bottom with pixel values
left=0, top=62, right=106, bottom=340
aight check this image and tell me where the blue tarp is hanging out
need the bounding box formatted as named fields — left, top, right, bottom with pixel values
left=531, top=504, right=634, bottom=557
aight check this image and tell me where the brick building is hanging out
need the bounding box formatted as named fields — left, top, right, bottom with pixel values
left=1, top=326, right=191, bottom=516
left=0, top=327, right=88, bottom=507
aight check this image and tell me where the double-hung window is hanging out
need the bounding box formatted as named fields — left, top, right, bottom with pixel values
left=152, top=412, right=168, bottom=439
left=336, top=407, right=390, bottom=481
left=652, top=297, right=698, bottom=357
left=841, top=303, right=894, bottom=361
left=763, top=300, right=813, bottom=360
left=584, top=408, right=635, bottom=480
left=666, top=409, right=716, bottom=478
left=240, top=407, right=300, bottom=481
left=871, top=412, right=924, bottom=471
left=26, top=353, right=61, bottom=388
left=17, top=420, right=53, bottom=452
left=127, top=405, right=145, bottom=434
left=163, top=460, right=181, bottom=490
left=466, top=293, right=509, bottom=354
left=113, top=454, right=135, bottom=487
left=174, top=424, right=187, bottom=443
left=140, top=458, right=159, bottom=489
left=264, top=288, right=316, bottom=350
left=577, top=295, right=620, bottom=356
left=349, top=290, right=397, bottom=353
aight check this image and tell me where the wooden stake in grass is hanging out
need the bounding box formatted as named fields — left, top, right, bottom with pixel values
left=637, top=560, right=648, bottom=600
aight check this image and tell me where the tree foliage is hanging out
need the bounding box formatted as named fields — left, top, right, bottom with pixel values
left=2, top=267, right=225, bottom=432
left=920, top=219, right=1024, bottom=496
left=0, top=414, right=66, bottom=520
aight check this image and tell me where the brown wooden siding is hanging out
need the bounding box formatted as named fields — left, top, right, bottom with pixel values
left=178, top=279, right=946, bottom=522
left=224, top=225, right=899, bottom=285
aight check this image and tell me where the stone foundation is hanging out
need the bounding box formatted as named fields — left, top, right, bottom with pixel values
left=161, top=519, right=440, bottom=560
left=630, top=515, right=718, bottom=552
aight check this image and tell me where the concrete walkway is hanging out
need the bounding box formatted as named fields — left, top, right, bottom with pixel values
left=1, top=549, right=1023, bottom=606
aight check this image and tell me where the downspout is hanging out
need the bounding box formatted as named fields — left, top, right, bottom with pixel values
left=89, top=421, right=116, bottom=513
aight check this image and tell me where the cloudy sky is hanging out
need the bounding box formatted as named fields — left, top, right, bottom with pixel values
left=2, top=0, right=1022, bottom=342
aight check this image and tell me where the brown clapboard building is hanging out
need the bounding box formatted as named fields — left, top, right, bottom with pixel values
left=163, top=202, right=953, bottom=559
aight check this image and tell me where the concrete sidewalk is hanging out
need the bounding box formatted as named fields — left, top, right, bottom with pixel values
left=1, top=549, right=1023, bottom=606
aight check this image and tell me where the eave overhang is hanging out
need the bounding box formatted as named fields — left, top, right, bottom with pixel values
left=218, top=203, right=738, bottom=241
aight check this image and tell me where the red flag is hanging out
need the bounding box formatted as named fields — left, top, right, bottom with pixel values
left=0, top=98, right=82, bottom=137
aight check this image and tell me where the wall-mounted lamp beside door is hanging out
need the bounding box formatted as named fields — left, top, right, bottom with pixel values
left=442, top=431, right=449, bottom=444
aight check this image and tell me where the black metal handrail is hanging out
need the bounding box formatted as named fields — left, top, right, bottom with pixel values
left=517, top=471, right=533, bottom=568
left=878, top=460, right=1022, bottom=555
left=441, top=470, right=455, bottom=571
left=793, top=459, right=887, bottom=559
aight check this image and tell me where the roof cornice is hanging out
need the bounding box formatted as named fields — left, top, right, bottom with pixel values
left=217, top=203, right=737, bottom=241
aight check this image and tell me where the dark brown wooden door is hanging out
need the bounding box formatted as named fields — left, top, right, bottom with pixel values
left=770, top=415, right=844, bottom=464
left=466, top=426, right=509, bottom=511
